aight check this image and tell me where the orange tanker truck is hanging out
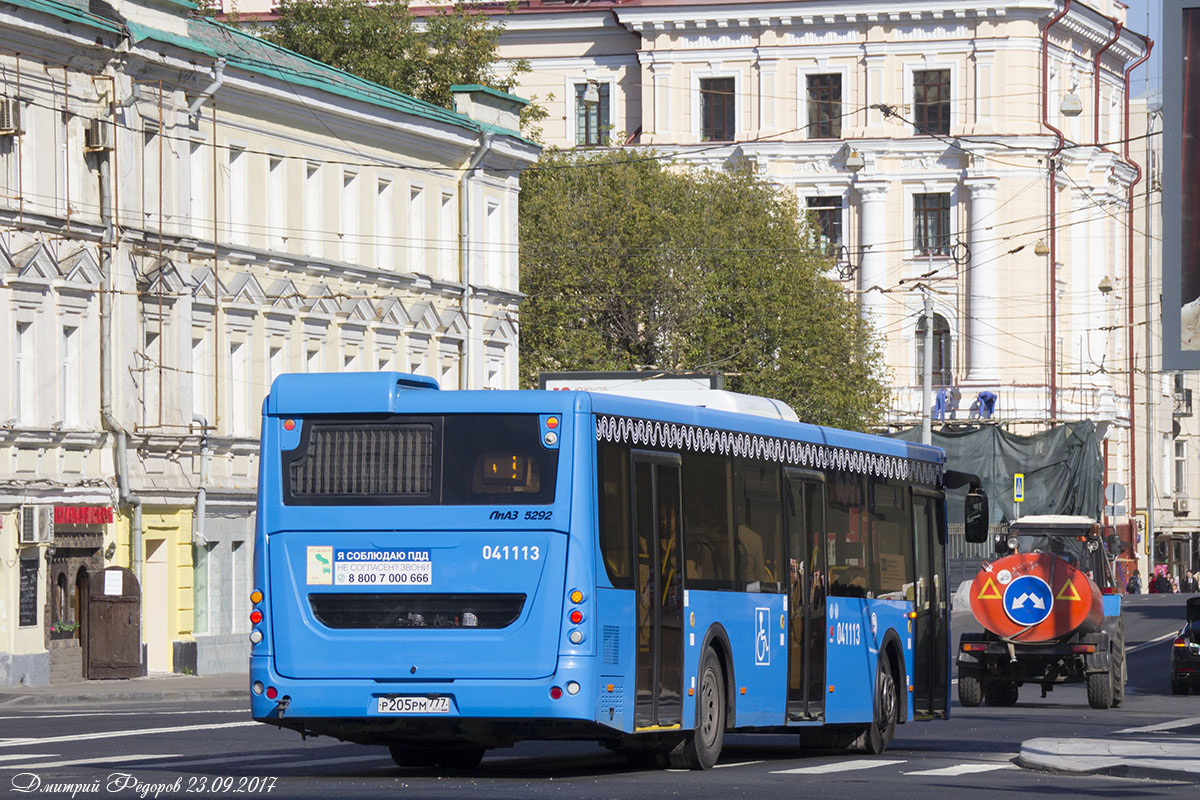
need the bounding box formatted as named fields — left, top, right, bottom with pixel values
left=957, top=515, right=1125, bottom=710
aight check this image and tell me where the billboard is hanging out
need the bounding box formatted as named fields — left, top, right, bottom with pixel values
left=1164, top=0, right=1200, bottom=368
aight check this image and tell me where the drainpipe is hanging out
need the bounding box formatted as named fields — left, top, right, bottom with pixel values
left=1124, top=34, right=1154, bottom=532
left=458, top=132, right=494, bottom=390
left=188, top=58, right=225, bottom=119
left=192, top=416, right=209, bottom=545
left=1042, top=0, right=1072, bottom=422
left=1094, top=19, right=1123, bottom=145
left=98, top=112, right=143, bottom=582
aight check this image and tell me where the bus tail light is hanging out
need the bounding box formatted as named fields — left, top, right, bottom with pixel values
left=265, top=686, right=278, bottom=700
left=549, top=686, right=563, bottom=700
left=961, top=642, right=987, bottom=652
left=1071, top=644, right=1096, bottom=653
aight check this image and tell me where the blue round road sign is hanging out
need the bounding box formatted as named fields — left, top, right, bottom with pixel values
left=1002, top=574, right=1054, bottom=626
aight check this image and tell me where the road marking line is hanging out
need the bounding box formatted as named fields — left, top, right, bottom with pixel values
left=903, top=762, right=1018, bottom=776
left=714, top=760, right=763, bottom=769
left=0, top=753, right=180, bottom=770
left=0, top=754, right=55, bottom=763
left=0, top=721, right=258, bottom=749
left=145, top=753, right=283, bottom=769
left=286, top=754, right=395, bottom=769
left=771, top=759, right=906, bottom=775
left=0, top=710, right=244, bottom=721
left=1126, top=632, right=1181, bottom=654
left=1115, top=716, right=1200, bottom=734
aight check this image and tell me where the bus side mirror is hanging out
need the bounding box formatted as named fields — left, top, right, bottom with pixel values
left=964, top=490, right=989, bottom=543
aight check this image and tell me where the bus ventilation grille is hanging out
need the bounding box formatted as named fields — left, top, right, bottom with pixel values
left=308, top=593, right=526, bottom=629
left=289, top=424, right=434, bottom=498
left=603, top=625, right=620, bottom=665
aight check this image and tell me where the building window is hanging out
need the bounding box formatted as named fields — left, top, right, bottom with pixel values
left=229, top=340, right=249, bottom=435
left=376, top=178, right=394, bottom=270
left=485, top=199, right=502, bottom=288
left=267, top=157, right=286, bottom=252
left=15, top=321, right=33, bottom=424
left=806, top=74, right=841, bottom=139
left=575, top=82, right=610, bottom=147
left=913, top=192, right=951, bottom=256
left=226, top=146, right=247, bottom=245
left=913, top=69, right=951, bottom=135
left=805, top=196, right=842, bottom=257
left=190, top=140, right=210, bottom=239
left=342, top=170, right=358, bottom=264
left=700, top=77, right=736, bottom=142
left=61, top=325, right=81, bottom=428
left=192, top=335, right=210, bottom=422
left=1174, top=439, right=1187, bottom=495
left=916, top=313, right=953, bottom=387
left=439, top=192, right=456, bottom=281
left=304, top=163, right=321, bottom=257
left=409, top=186, right=426, bottom=273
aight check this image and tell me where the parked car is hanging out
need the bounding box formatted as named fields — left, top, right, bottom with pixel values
left=1170, top=597, right=1200, bottom=695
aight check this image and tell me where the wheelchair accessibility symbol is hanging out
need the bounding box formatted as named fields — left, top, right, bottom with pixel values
left=1002, top=574, right=1054, bottom=626
left=755, top=606, right=771, bottom=666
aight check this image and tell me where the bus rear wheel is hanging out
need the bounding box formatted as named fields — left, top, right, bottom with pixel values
left=854, top=656, right=898, bottom=755
left=388, top=743, right=485, bottom=770
left=668, top=647, right=725, bottom=769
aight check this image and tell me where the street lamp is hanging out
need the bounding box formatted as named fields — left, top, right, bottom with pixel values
left=1060, top=91, right=1083, bottom=117
left=1034, top=239, right=1050, bottom=257
left=1098, top=275, right=1114, bottom=295
left=844, top=150, right=865, bottom=172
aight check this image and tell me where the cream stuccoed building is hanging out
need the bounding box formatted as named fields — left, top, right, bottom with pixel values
left=468, top=0, right=1156, bottom=572
left=0, top=0, right=538, bottom=684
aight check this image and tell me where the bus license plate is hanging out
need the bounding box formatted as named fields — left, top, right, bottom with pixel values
left=377, top=696, right=451, bottom=714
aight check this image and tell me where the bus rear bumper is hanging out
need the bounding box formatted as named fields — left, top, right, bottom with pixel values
left=249, top=656, right=619, bottom=746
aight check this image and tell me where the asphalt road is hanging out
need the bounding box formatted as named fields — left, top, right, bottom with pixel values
left=1, top=595, right=1195, bottom=800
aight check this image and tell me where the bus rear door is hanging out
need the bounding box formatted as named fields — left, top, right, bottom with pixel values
left=632, top=452, right=684, bottom=730
left=785, top=469, right=827, bottom=721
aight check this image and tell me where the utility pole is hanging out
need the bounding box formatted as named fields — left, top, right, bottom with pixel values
left=921, top=285, right=933, bottom=445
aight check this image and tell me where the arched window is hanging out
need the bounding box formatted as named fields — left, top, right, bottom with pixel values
left=916, top=313, right=952, bottom=387
left=55, top=573, right=68, bottom=623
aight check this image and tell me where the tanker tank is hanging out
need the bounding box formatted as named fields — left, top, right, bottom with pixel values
left=957, top=516, right=1126, bottom=710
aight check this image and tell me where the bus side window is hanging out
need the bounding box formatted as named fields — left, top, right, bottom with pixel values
left=733, top=459, right=783, bottom=593
left=682, top=451, right=733, bottom=590
left=598, top=442, right=633, bottom=590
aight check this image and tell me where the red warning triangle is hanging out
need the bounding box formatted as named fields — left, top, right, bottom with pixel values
left=977, top=576, right=1002, bottom=600
left=1056, top=578, right=1082, bottom=601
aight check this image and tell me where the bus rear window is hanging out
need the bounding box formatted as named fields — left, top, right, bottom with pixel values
left=283, top=414, right=557, bottom=506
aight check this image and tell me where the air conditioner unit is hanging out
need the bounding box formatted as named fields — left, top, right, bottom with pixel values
left=1174, top=496, right=1190, bottom=516
left=83, top=118, right=114, bottom=152
left=19, top=506, right=52, bottom=544
left=0, top=97, right=20, bottom=135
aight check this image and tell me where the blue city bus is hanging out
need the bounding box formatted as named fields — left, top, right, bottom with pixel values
left=250, top=372, right=987, bottom=769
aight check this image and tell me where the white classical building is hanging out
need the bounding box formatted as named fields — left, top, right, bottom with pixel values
left=472, top=0, right=1165, bottom=572
left=0, top=0, right=538, bottom=684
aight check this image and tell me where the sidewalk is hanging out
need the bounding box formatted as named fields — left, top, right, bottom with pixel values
left=0, top=672, right=247, bottom=706
left=1019, top=717, right=1200, bottom=783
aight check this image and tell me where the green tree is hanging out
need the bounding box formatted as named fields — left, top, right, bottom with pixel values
left=519, top=149, right=889, bottom=431
left=258, top=0, right=532, bottom=113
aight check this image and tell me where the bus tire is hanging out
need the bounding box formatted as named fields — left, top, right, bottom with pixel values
left=854, top=656, right=898, bottom=755
left=957, top=669, right=983, bottom=707
left=668, top=647, right=725, bottom=769
left=434, top=745, right=486, bottom=770
left=388, top=743, right=436, bottom=767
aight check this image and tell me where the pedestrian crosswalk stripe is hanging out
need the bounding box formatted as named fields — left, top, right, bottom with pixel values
left=771, top=759, right=906, bottom=774
left=903, top=762, right=1018, bottom=776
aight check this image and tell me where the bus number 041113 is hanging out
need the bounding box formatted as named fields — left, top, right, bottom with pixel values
left=482, top=545, right=540, bottom=561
